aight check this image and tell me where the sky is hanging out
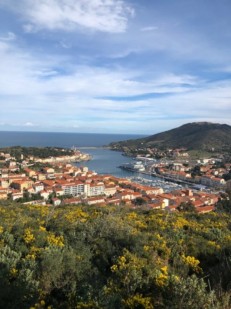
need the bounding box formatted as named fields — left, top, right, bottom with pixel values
left=0, top=0, right=230, bottom=134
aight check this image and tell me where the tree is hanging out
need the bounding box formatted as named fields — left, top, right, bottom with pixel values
left=191, top=165, right=202, bottom=178
left=215, top=190, right=231, bottom=213
left=177, top=201, right=196, bottom=212
left=134, top=197, right=146, bottom=206
left=223, top=170, right=231, bottom=181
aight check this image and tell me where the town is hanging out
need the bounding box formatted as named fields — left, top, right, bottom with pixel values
left=0, top=146, right=230, bottom=213
left=120, top=147, right=231, bottom=189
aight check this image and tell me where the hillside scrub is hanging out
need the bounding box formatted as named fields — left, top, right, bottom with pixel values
left=0, top=201, right=231, bottom=308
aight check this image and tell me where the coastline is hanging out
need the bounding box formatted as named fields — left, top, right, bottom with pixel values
left=77, top=146, right=110, bottom=150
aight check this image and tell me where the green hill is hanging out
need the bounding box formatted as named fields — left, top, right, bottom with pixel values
left=110, top=122, right=231, bottom=151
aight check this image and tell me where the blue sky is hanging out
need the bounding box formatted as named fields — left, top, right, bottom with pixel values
left=0, top=0, right=230, bottom=134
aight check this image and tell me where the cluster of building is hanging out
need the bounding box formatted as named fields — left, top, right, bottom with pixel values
left=0, top=150, right=223, bottom=213
left=154, top=158, right=230, bottom=188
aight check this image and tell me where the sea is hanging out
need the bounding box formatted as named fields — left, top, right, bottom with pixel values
left=0, top=131, right=144, bottom=148
left=0, top=131, right=145, bottom=178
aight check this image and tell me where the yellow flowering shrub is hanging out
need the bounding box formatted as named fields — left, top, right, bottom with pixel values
left=111, top=255, right=127, bottom=272
left=0, top=202, right=231, bottom=308
left=150, top=234, right=171, bottom=259
left=39, top=226, right=46, bottom=232
left=29, top=300, right=48, bottom=309
left=207, top=240, right=221, bottom=250
left=126, top=212, right=138, bottom=220
left=24, top=228, right=35, bottom=244
left=182, top=254, right=201, bottom=273
left=123, top=294, right=154, bottom=309
left=76, top=301, right=100, bottom=308
left=26, top=246, right=42, bottom=260
left=64, top=209, right=89, bottom=223
left=155, top=266, right=168, bottom=287
left=173, top=216, right=189, bottom=229
left=143, top=245, right=150, bottom=252
left=126, top=212, right=148, bottom=229
left=10, top=267, right=18, bottom=278
left=47, top=233, right=64, bottom=247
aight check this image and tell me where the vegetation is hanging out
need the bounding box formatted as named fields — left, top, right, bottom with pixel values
left=0, top=201, right=231, bottom=308
left=223, top=170, right=231, bottom=181
left=176, top=201, right=196, bottom=212
left=0, top=146, right=73, bottom=160
left=110, top=122, right=231, bottom=152
left=188, top=149, right=215, bottom=160
left=216, top=190, right=231, bottom=214
left=191, top=165, right=202, bottom=178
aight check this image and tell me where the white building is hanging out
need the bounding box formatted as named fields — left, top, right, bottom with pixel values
left=86, top=182, right=105, bottom=197
left=62, top=181, right=85, bottom=196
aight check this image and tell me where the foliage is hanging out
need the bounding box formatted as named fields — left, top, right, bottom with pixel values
left=191, top=165, right=202, bottom=178
left=216, top=190, right=231, bottom=214
left=0, top=202, right=231, bottom=308
left=0, top=146, right=73, bottom=159
left=223, top=171, right=231, bottom=181
left=177, top=201, right=196, bottom=212
left=110, top=122, right=231, bottom=152
left=134, top=197, right=147, bottom=206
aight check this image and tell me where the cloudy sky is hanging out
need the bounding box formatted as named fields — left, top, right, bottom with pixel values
left=0, top=0, right=230, bottom=134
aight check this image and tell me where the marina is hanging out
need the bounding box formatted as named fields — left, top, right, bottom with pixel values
left=119, top=159, right=209, bottom=192
left=126, top=176, right=185, bottom=192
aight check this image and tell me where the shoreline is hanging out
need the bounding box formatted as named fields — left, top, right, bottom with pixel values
left=118, top=166, right=211, bottom=192
left=77, top=146, right=110, bottom=150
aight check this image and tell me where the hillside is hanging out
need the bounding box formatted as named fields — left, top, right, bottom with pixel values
left=0, top=201, right=231, bottom=308
left=110, top=122, right=231, bottom=151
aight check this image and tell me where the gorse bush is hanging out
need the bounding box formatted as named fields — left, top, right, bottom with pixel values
left=0, top=202, right=231, bottom=308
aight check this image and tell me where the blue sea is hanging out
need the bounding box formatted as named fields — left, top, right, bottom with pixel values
left=0, top=131, right=144, bottom=148
left=0, top=131, right=146, bottom=178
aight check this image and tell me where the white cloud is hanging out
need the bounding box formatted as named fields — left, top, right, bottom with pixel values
left=3, top=0, right=134, bottom=33
left=0, top=40, right=199, bottom=98
left=0, top=38, right=230, bottom=133
left=24, top=122, right=35, bottom=127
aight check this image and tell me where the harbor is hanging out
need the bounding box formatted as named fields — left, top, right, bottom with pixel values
left=126, top=176, right=185, bottom=192
left=119, top=159, right=209, bottom=192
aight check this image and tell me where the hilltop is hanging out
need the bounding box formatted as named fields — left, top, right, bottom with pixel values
left=110, top=122, right=231, bottom=152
